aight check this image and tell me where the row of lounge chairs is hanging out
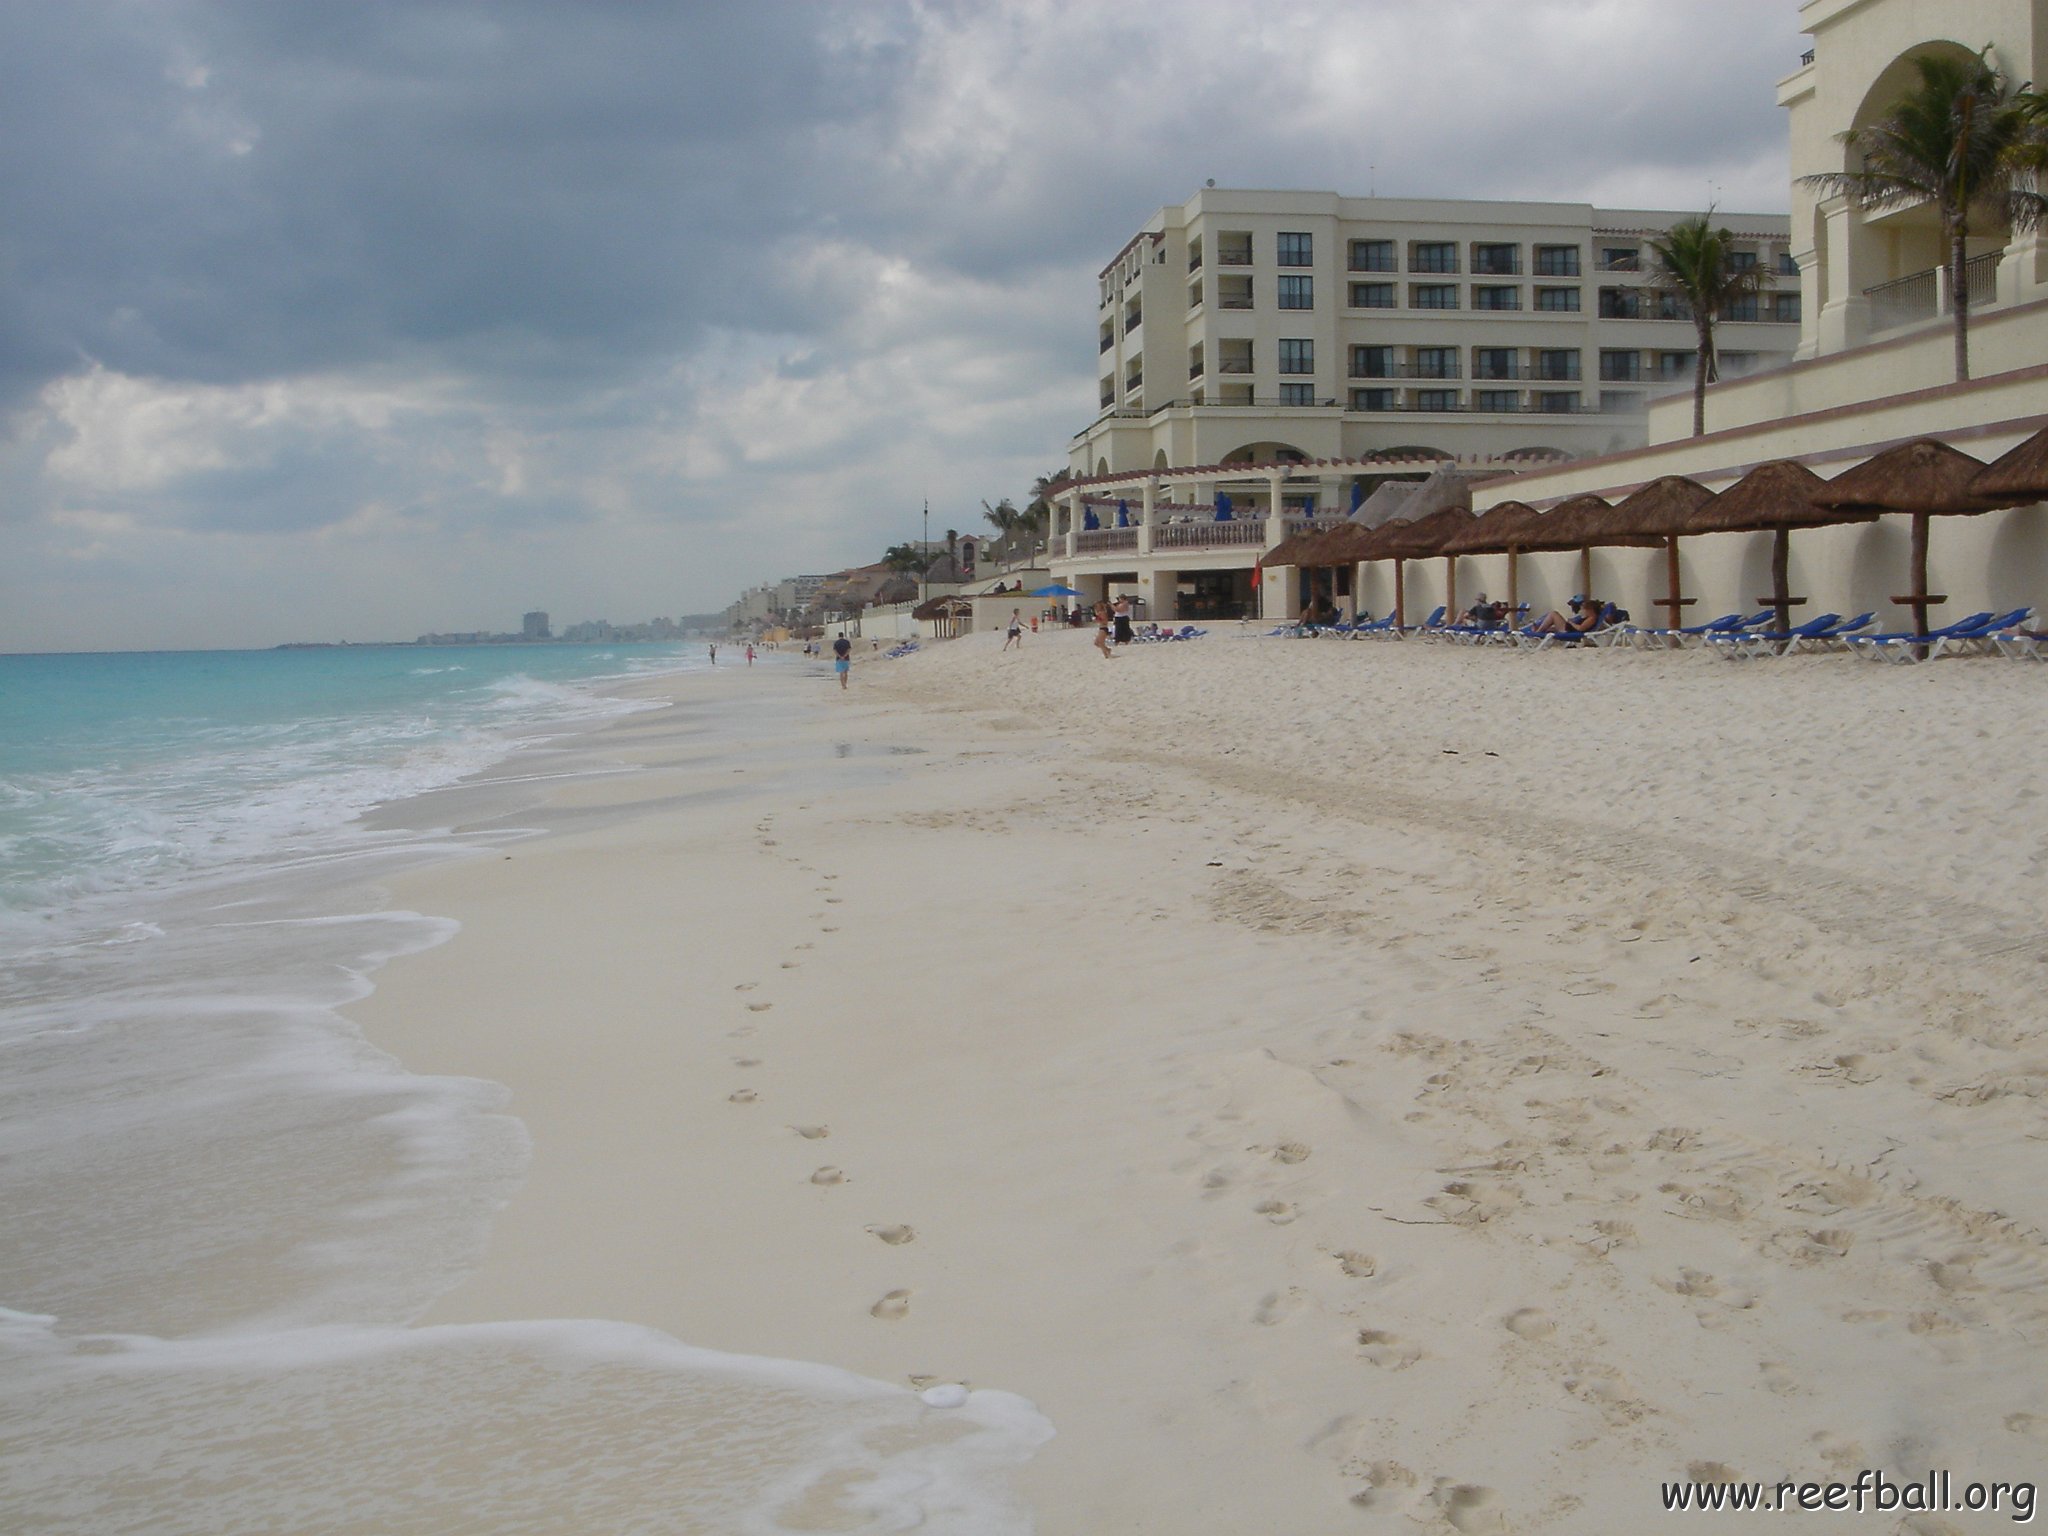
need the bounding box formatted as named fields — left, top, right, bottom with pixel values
left=1267, top=605, right=2041, bottom=660
left=1133, top=624, right=1209, bottom=642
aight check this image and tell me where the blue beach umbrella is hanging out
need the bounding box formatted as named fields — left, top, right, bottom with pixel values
left=1082, top=505, right=1100, bottom=530
left=1115, top=499, right=1130, bottom=527
left=1030, top=584, right=1082, bottom=598
left=1214, top=492, right=1234, bottom=522
left=1349, top=480, right=1365, bottom=514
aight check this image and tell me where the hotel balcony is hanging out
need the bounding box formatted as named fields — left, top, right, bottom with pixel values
left=1864, top=252, right=2000, bottom=334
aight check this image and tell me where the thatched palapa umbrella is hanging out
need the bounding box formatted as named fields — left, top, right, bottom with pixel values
left=1969, top=420, right=2048, bottom=504
left=1438, top=501, right=1541, bottom=615
left=1537, top=493, right=1662, bottom=602
left=1371, top=506, right=1479, bottom=627
left=1685, top=460, right=1875, bottom=632
left=1604, top=476, right=1715, bottom=628
left=1811, top=438, right=2013, bottom=641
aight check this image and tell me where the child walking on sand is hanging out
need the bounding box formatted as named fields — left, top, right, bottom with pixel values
left=832, top=634, right=852, bottom=689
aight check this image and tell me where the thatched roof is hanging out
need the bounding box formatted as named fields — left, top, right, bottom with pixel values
left=1969, top=422, right=2048, bottom=503
left=911, top=594, right=975, bottom=620
left=1811, top=438, right=2006, bottom=516
left=1395, top=464, right=1475, bottom=521
left=1262, top=524, right=1348, bottom=568
left=1345, top=517, right=1414, bottom=561
left=1538, top=492, right=1663, bottom=550
left=1686, top=460, right=1870, bottom=533
left=1607, top=476, right=1715, bottom=538
left=1439, top=501, right=1541, bottom=555
left=1375, top=506, right=1481, bottom=560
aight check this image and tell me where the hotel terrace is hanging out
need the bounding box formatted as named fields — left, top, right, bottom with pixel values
left=1052, top=193, right=1800, bottom=621
left=1050, top=0, right=2048, bottom=630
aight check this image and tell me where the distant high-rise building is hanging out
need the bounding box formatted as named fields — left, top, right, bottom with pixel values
left=523, top=611, right=551, bottom=640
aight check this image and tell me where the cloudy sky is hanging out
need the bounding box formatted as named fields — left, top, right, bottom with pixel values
left=0, top=0, right=1804, bottom=651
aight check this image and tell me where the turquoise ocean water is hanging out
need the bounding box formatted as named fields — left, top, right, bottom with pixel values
left=0, top=645, right=1045, bottom=1533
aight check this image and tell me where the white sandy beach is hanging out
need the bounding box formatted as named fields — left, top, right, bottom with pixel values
left=349, top=630, right=2048, bottom=1532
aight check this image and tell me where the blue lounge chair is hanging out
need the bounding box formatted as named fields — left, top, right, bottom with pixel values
left=1625, top=610, right=1770, bottom=650
left=1391, top=605, right=1447, bottom=640
left=1708, top=612, right=1842, bottom=659
left=1847, top=611, right=1995, bottom=663
left=1933, top=607, right=2030, bottom=657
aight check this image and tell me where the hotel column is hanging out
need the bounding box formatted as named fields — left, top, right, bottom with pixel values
left=1139, top=478, right=1156, bottom=556
left=1816, top=196, right=1872, bottom=354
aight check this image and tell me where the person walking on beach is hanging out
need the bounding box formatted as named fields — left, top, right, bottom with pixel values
left=1003, top=610, right=1024, bottom=651
left=1094, top=615, right=1115, bottom=660
left=708, top=642, right=717, bottom=665
left=1112, top=595, right=1134, bottom=646
left=745, top=643, right=756, bottom=666
left=832, top=634, right=852, bottom=689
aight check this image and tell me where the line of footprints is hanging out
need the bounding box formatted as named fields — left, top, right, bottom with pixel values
left=731, top=811, right=917, bottom=1328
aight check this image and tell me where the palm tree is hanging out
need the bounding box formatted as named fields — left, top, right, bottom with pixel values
left=881, top=542, right=932, bottom=578
left=1801, top=49, right=2048, bottom=383
left=1645, top=211, right=1767, bottom=437
left=981, top=498, right=1023, bottom=562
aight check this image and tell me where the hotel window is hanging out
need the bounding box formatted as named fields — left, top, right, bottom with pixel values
left=1535, top=286, right=1581, bottom=312
left=1599, top=390, right=1641, bottom=414
left=1349, top=238, right=1396, bottom=272
left=1474, top=389, right=1520, bottom=412
left=1217, top=231, right=1253, bottom=265
left=1598, top=349, right=1641, bottom=381
left=1473, top=285, right=1521, bottom=310
left=1412, top=283, right=1459, bottom=309
left=1188, top=344, right=1205, bottom=380
left=1218, top=274, right=1254, bottom=309
left=1657, top=351, right=1695, bottom=379
left=1472, top=243, right=1520, bottom=275
left=1277, top=338, right=1315, bottom=374
left=1600, top=246, right=1640, bottom=271
left=1351, top=344, right=1395, bottom=378
left=1773, top=292, right=1802, bottom=323
left=1277, top=274, right=1314, bottom=309
left=1728, top=250, right=1759, bottom=272
left=1534, top=245, right=1580, bottom=276
left=1350, top=281, right=1397, bottom=308
left=1351, top=387, right=1397, bottom=411
left=1124, top=300, right=1142, bottom=331
left=1099, top=321, right=1114, bottom=354
left=1536, top=349, right=1580, bottom=381
left=1414, top=389, right=1459, bottom=412
left=1187, top=278, right=1203, bottom=309
left=1598, top=288, right=1642, bottom=318
left=1411, top=241, right=1458, bottom=273
left=1724, top=295, right=1760, bottom=322
left=1125, top=359, right=1143, bottom=390
left=1187, top=236, right=1203, bottom=272
left=1473, top=348, right=1517, bottom=380
left=1279, top=382, right=1317, bottom=405
left=1277, top=231, right=1313, bottom=266
left=1414, top=346, right=1459, bottom=379
left=1218, top=339, right=1254, bottom=374
left=1100, top=377, right=1115, bottom=407
left=1536, top=390, right=1579, bottom=412
left=1776, top=252, right=1800, bottom=276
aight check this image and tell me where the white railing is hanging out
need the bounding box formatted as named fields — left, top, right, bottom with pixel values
left=1076, top=528, right=1138, bottom=554
left=1153, top=520, right=1268, bottom=549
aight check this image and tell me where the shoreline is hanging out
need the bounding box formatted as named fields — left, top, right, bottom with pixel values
left=348, top=631, right=2048, bottom=1530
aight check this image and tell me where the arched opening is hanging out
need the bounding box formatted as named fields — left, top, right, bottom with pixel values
left=1220, top=441, right=1311, bottom=465
left=1152, top=449, right=1170, bottom=470
left=1369, top=445, right=1453, bottom=461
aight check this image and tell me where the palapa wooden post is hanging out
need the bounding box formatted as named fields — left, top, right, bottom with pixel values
left=1444, top=556, right=1457, bottom=624
left=1578, top=546, right=1592, bottom=599
left=1393, top=559, right=1406, bottom=630
left=1506, top=548, right=1519, bottom=618
left=1653, top=535, right=1697, bottom=625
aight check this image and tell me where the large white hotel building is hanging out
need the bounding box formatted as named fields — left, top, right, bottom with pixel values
left=1054, top=192, right=1801, bottom=620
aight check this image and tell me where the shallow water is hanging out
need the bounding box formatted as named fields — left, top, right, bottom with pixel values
left=0, top=647, right=1047, bottom=1532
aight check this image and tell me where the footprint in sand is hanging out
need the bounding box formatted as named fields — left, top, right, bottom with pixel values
left=867, top=1224, right=915, bottom=1245
left=1253, top=1289, right=1303, bottom=1326
left=733, top=1057, right=761, bottom=1068
left=728, top=1089, right=758, bottom=1104
left=822, top=874, right=838, bottom=881
left=791, top=1124, right=830, bottom=1139
left=760, top=838, right=778, bottom=847
left=734, top=983, right=757, bottom=993
left=810, top=1167, right=846, bottom=1185
left=821, top=926, right=840, bottom=934
left=780, top=961, right=799, bottom=970
left=748, top=1002, right=773, bottom=1012
left=824, top=897, right=843, bottom=905
left=1335, top=1251, right=1377, bottom=1279
left=1268, top=1142, right=1311, bottom=1165
left=727, top=1025, right=756, bottom=1039
left=795, top=942, right=814, bottom=951
left=1505, top=1307, right=1556, bottom=1340
left=1253, top=1199, right=1297, bottom=1225
left=1430, top=1481, right=1507, bottom=1534
left=870, top=1289, right=912, bottom=1320
left=1357, top=1329, right=1427, bottom=1370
